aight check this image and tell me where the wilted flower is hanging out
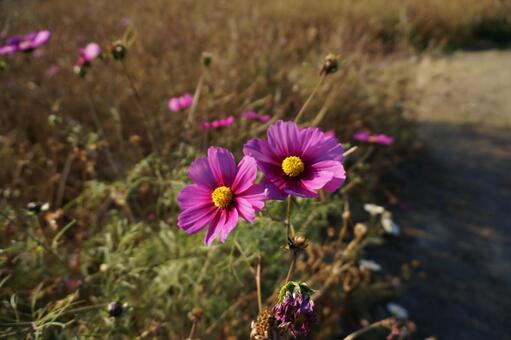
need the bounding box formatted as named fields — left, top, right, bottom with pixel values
left=168, top=93, right=193, bottom=112
left=244, top=120, right=345, bottom=199
left=251, top=309, right=280, bottom=340
left=272, top=281, right=316, bottom=338
left=353, top=130, right=394, bottom=145
left=200, top=115, right=235, bottom=130
left=177, top=147, right=266, bottom=245
left=0, top=30, right=51, bottom=56
left=243, top=111, right=271, bottom=123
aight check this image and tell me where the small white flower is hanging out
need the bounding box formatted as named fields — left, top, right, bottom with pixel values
left=359, top=259, right=382, bottom=272
left=381, top=212, right=400, bottom=236
left=387, top=302, right=408, bottom=319
left=364, top=203, right=385, bottom=216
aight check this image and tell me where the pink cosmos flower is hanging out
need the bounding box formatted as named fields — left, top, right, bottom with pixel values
left=244, top=120, right=346, bottom=199
left=0, top=30, right=51, bottom=56
left=178, top=147, right=266, bottom=245
left=75, top=42, right=101, bottom=67
left=243, top=111, right=271, bottom=123
left=200, top=115, right=235, bottom=130
left=168, top=93, right=193, bottom=112
left=353, top=130, right=394, bottom=145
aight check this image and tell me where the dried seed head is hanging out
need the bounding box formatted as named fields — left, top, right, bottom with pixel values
left=288, top=235, right=308, bottom=251
left=320, top=53, right=340, bottom=75
left=251, top=308, right=280, bottom=340
left=111, top=41, right=127, bottom=61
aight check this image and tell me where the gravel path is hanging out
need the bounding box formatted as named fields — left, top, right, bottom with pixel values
left=397, top=50, right=511, bottom=339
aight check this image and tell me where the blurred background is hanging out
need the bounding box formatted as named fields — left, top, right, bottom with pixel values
left=1, top=0, right=510, bottom=338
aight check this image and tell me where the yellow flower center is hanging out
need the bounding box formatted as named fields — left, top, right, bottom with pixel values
left=211, top=186, right=233, bottom=208
left=281, top=156, right=305, bottom=177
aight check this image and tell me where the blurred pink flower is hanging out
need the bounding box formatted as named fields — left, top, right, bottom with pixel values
left=201, top=116, right=235, bottom=130
left=76, top=42, right=101, bottom=67
left=46, top=64, right=60, bottom=78
left=353, top=130, right=394, bottom=145
left=168, top=93, right=193, bottom=112
left=0, top=30, right=51, bottom=56
left=242, top=111, right=271, bottom=123
left=324, top=130, right=336, bottom=138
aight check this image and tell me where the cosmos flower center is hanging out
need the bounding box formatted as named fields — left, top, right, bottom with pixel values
left=211, top=186, right=233, bottom=208
left=282, top=156, right=305, bottom=177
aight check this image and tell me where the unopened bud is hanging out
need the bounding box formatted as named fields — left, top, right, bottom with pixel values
left=289, top=235, right=308, bottom=251
left=320, top=53, right=340, bottom=75
left=201, top=51, right=213, bottom=67
left=111, top=41, right=127, bottom=61
left=188, top=307, right=204, bottom=322
left=107, top=301, right=123, bottom=317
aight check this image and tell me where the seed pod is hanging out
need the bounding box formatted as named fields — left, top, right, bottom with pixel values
left=111, top=41, right=127, bottom=61
left=320, top=53, right=340, bottom=75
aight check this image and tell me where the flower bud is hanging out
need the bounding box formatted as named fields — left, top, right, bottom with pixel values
left=288, top=235, right=308, bottom=251
left=111, top=41, right=127, bottom=61
left=320, top=53, right=340, bottom=75
left=107, top=301, right=123, bottom=317
left=188, top=307, right=204, bottom=322
left=201, top=51, right=213, bottom=67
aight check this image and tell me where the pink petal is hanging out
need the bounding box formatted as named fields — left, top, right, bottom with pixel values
left=207, top=147, right=236, bottom=186
left=178, top=205, right=217, bottom=234
left=237, top=184, right=267, bottom=210
left=243, top=138, right=279, bottom=166
left=220, top=208, right=239, bottom=242
left=177, top=184, right=212, bottom=209
left=231, top=156, right=257, bottom=194
left=204, top=210, right=226, bottom=245
left=300, top=160, right=342, bottom=191
left=82, top=42, right=101, bottom=61
left=235, top=197, right=256, bottom=222
left=168, top=98, right=181, bottom=112
left=267, top=120, right=301, bottom=157
left=188, top=157, right=217, bottom=189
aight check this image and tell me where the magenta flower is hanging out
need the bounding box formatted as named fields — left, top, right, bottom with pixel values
left=243, top=111, right=271, bottom=123
left=0, top=30, right=51, bottom=56
left=168, top=93, right=193, bottom=112
left=243, top=120, right=345, bottom=199
left=353, top=130, right=394, bottom=145
left=200, top=115, right=235, bottom=130
left=177, top=147, right=266, bottom=245
left=76, top=42, right=101, bottom=67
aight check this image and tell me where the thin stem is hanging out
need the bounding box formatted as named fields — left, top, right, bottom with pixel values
left=343, top=318, right=392, bottom=340
left=84, top=86, right=121, bottom=177
left=120, top=60, right=159, bottom=152
left=55, top=151, right=74, bottom=208
left=286, top=195, right=295, bottom=239
left=255, top=255, right=263, bottom=314
left=339, top=198, right=350, bottom=241
left=294, top=74, right=325, bottom=124
left=186, top=73, right=205, bottom=129
left=343, top=145, right=359, bottom=158
left=284, top=251, right=296, bottom=283
left=187, top=320, right=198, bottom=340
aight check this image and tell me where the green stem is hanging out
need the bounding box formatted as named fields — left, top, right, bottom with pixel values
left=294, top=74, right=325, bottom=124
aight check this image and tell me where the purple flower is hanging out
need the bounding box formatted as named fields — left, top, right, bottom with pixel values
left=243, top=120, right=345, bottom=199
left=353, top=130, right=394, bottom=145
left=273, top=282, right=316, bottom=338
left=76, top=42, right=101, bottom=67
left=243, top=111, right=271, bottom=123
left=200, top=115, right=235, bottom=130
left=177, top=147, right=266, bottom=245
left=0, top=30, right=51, bottom=56
left=168, top=93, right=193, bottom=112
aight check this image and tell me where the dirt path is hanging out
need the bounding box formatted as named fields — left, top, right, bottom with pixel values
left=397, top=50, right=511, bottom=339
